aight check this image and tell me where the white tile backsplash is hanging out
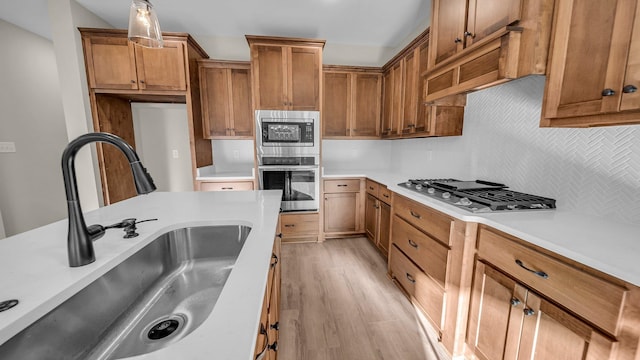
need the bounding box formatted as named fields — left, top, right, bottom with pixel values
left=322, top=140, right=392, bottom=171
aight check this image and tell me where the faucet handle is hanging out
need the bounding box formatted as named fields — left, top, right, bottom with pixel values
left=87, top=224, right=106, bottom=240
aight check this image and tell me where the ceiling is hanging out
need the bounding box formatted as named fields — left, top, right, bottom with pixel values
left=0, top=0, right=431, bottom=48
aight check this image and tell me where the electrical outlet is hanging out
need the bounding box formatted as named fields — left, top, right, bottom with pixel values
left=0, top=142, right=16, bottom=153
left=172, top=149, right=179, bottom=159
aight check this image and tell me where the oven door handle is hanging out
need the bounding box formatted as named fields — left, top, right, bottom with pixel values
left=258, top=166, right=319, bottom=171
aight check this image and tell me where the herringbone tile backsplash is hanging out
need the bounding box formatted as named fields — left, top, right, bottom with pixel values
left=464, top=76, right=640, bottom=225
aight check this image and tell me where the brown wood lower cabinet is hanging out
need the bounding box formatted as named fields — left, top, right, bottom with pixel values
left=388, top=193, right=476, bottom=357
left=323, top=178, right=365, bottom=238
left=466, top=261, right=617, bottom=360
left=197, top=180, right=254, bottom=191
left=279, top=213, right=319, bottom=243
left=254, top=235, right=281, bottom=360
left=467, top=225, right=640, bottom=360
left=364, top=179, right=391, bottom=257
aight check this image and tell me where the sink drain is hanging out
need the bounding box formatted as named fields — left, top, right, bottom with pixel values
left=0, top=299, right=18, bottom=312
left=147, top=317, right=182, bottom=340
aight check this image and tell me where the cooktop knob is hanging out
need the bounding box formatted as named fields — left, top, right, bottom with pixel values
left=427, top=187, right=435, bottom=194
left=442, top=192, right=451, bottom=199
left=415, top=184, right=423, bottom=190
left=405, top=181, right=411, bottom=187
left=459, top=197, right=472, bottom=206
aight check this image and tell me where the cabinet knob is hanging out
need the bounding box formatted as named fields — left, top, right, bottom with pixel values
left=270, top=322, right=280, bottom=331
left=139, top=80, right=145, bottom=84
left=464, top=31, right=475, bottom=38
left=602, top=88, right=616, bottom=96
left=523, top=308, right=535, bottom=316
left=454, top=37, right=462, bottom=43
left=510, top=297, right=521, bottom=306
left=268, top=341, right=278, bottom=351
left=131, top=80, right=136, bottom=84
left=623, top=85, right=638, bottom=93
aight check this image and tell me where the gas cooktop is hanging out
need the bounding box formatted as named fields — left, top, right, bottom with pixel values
left=397, top=179, right=556, bottom=213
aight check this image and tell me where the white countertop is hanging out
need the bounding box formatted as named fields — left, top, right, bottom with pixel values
left=323, top=168, right=640, bottom=287
left=196, top=165, right=255, bottom=181
left=0, top=191, right=282, bottom=359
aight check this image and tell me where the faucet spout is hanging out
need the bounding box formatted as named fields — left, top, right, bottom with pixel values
left=61, top=132, right=156, bottom=267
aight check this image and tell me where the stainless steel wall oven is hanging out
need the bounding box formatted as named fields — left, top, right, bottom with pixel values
left=256, top=110, right=320, bottom=212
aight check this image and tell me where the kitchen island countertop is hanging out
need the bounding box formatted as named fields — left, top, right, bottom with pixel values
left=0, top=191, right=282, bottom=359
left=323, top=168, right=640, bottom=287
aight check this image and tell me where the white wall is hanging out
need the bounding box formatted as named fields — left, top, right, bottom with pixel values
left=385, top=76, right=640, bottom=225
left=48, top=0, right=112, bottom=212
left=0, top=20, right=69, bottom=236
left=132, top=103, right=194, bottom=192
left=211, top=140, right=256, bottom=171
left=0, top=207, right=5, bottom=239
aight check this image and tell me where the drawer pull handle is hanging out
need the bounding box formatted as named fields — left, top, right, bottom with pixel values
left=523, top=308, right=535, bottom=316
left=515, top=259, right=549, bottom=279
left=408, top=239, right=418, bottom=248
left=369, top=186, right=374, bottom=190
left=271, top=253, right=279, bottom=267
left=510, top=297, right=521, bottom=306
left=383, top=194, right=389, bottom=198
left=409, top=210, right=421, bottom=219
left=406, top=273, right=416, bottom=283
left=284, top=224, right=295, bottom=227
left=221, top=187, right=233, bottom=190
left=337, top=184, right=348, bottom=187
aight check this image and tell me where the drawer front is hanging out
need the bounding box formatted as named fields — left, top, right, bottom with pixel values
left=280, top=213, right=319, bottom=236
left=477, top=227, right=626, bottom=335
left=392, top=216, right=448, bottom=288
left=393, top=195, right=452, bottom=246
left=365, top=179, right=379, bottom=197
left=390, top=245, right=445, bottom=331
left=324, top=179, right=361, bottom=193
left=199, top=181, right=254, bottom=191
left=379, top=187, right=392, bottom=205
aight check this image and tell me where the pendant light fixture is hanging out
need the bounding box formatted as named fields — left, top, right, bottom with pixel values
left=127, top=0, right=164, bottom=48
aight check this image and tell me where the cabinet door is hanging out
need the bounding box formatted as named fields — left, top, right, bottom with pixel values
left=390, top=62, right=404, bottom=135
left=381, top=70, right=394, bottom=136
left=377, top=201, right=391, bottom=258
left=466, top=0, right=521, bottom=46
left=620, top=2, right=640, bottom=112
left=254, top=45, right=287, bottom=110
left=364, top=194, right=379, bottom=243
left=229, top=68, right=254, bottom=137
left=200, top=67, right=231, bottom=138
left=517, top=292, right=617, bottom=360
left=401, top=49, right=419, bottom=134
left=84, top=36, right=138, bottom=90
left=352, top=73, right=382, bottom=137
left=543, top=0, right=637, bottom=118
left=415, top=42, right=430, bottom=134
left=289, top=47, right=321, bottom=110
left=134, top=40, right=187, bottom=91
left=430, top=0, right=467, bottom=67
left=323, top=72, right=351, bottom=137
left=467, top=261, right=523, bottom=360
left=324, top=193, right=360, bottom=233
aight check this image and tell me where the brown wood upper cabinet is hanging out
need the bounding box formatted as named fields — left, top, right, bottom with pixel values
left=199, top=60, right=253, bottom=139
left=323, top=66, right=382, bottom=138
left=247, top=36, right=324, bottom=111
left=382, top=29, right=466, bottom=139
left=541, top=0, right=640, bottom=127
left=424, top=0, right=553, bottom=102
left=429, top=0, right=522, bottom=69
left=82, top=34, right=187, bottom=91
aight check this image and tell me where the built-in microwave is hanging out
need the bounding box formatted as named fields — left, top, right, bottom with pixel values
left=255, top=110, right=320, bottom=165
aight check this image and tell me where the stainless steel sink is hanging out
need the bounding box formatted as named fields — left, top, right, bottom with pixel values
left=0, top=225, right=251, bottom=360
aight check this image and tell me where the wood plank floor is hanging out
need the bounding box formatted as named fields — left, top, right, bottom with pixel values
left=278, top=237, right=450, bottom=360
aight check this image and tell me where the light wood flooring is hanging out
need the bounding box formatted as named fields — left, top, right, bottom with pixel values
left=278, top=237, right=450, bottom=360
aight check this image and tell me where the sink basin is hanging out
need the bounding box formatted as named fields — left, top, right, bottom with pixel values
left=0, top=225, right=251, bottom=360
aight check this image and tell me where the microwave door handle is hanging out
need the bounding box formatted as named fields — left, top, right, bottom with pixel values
left=257, top=166, right=319, bottom=171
